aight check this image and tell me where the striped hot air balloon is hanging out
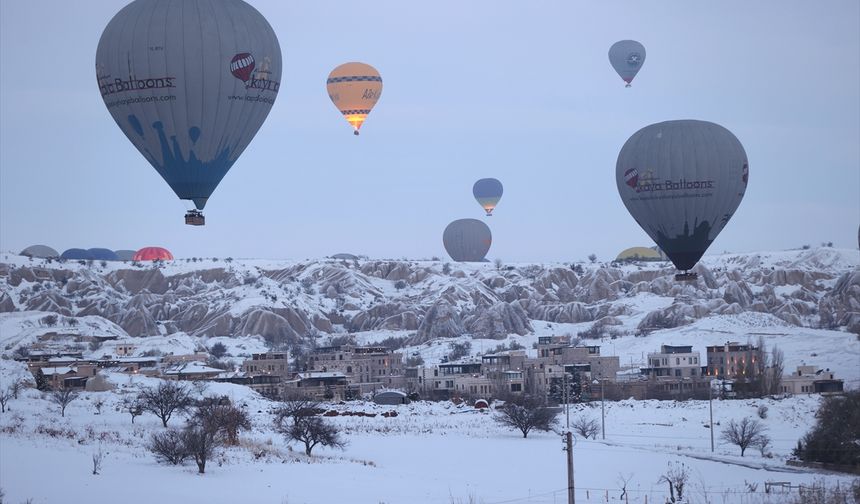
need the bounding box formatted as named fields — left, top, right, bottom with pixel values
left=327, top=62, right=382, bottom=135
left=133, top=247, right=174, bottom=261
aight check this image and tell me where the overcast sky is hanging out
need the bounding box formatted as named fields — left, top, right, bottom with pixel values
left=1, top=1, right=858, bottom=262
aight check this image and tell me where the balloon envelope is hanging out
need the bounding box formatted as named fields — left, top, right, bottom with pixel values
left=20, top=245, right=59, bottom=259
left=473, top=178, right=503, bottom=216
left=114, top=250, right=137, bottom=261
left=616, top=120, right=748, bottom=271
left=133, top=247, right=174, bottom=261
left=96, top=0, right=282, bottom=210
left=615, top=246, right=663, bottom=262
left=443, top=219, right=492, bottom=262
left=609, top=40, right=646, bottom=86
left=61, top=248, right=94, bottom=260
left=88, top=248, right=120, bottom=261
left=327, top=62, right=382, bottom=134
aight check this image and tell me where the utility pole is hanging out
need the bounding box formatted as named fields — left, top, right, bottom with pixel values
left=592, top=378, right=606, bottom=440
left=564, top=372, right=570, bottom=430
left=709, top=380, right=715, bottom=452
left=564, top=431, right=575, bottom=504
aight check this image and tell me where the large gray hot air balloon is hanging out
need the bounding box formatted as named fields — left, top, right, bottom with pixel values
left=96, top=0, right=282, bottom=226
left=20, top=245, right=59, bottom=259
left=443, top=219, right=492, bottom=262
left=616, top=120, right=748, bottom=279
left=609, top=40, right=646, bottom=87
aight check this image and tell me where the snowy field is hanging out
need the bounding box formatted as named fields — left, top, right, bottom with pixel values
left=0, top=363, right=854, bottom=504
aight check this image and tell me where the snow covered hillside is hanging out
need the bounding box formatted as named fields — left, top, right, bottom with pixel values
left=1, top=247, right=857, bottom=384
left=0, top=360, right=856, bottom=504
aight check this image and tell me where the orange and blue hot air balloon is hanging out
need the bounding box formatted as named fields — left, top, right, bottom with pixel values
left=472, top=178, right=503, bottom=216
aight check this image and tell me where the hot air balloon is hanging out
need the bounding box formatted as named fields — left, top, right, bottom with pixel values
left=133, top=246, right=174, bottom=261
left=616, top=120, right=748, bottom=281
left=609, top=40, right=646, bottom=87
left=88, top=248, right=120, bottom=261
left=327, top=62, right=382, bottom=135
left=62, top=249, right=94, bottom=260
left=96, top=0, right=282, bottom=226
left=114, top=249, right=137, bottom=261
left=473, top=178, right=503, bottom=216
left=20, top=245, right=59, bottom=259
left=443, top=219, right=492, bottom=262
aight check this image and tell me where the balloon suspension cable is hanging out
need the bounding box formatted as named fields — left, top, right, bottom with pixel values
left=674, top=271, right=698, bottom=282
left=185, top=209, right=205, bottom=226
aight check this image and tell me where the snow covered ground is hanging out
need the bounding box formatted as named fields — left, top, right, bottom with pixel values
left=0, top=360, right=854, bottom=504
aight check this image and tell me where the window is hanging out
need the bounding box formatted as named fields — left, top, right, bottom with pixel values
left=676, top=358, right=680, bottom=365
left=510, top=383, right=522, bottom=392
left=675, top=369, right=681, bottom=377
left=347, top=366, right=352, bottom=373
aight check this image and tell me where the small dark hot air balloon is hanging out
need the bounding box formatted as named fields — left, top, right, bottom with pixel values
left=609, top=40, right=646, bottom=87
left=473, top=178, right=503, bottom=216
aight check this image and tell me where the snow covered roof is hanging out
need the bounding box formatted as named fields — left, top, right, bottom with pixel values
left=162, top=362, right=223, bottom=375
left=41, top=367, right=74, bottom=376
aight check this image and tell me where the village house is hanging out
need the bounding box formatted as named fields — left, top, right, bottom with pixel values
left=161, top=361, right=224, bottom=381
left=242, top=351, right=290, bottom=376
left=780, top=365, right=844, bottom=395
left=282, top=371, right=352, bottom=401
left=216, top=371, right=282, bottom=398
left=533, top=336, right=620, bottom=381
left=28, top=357, right=98, bottom=390
left=641, top=345, right=704, bottom=378
left=706, top=341, right=763, bottom=379
left=308, top=345, right=405, bottom=393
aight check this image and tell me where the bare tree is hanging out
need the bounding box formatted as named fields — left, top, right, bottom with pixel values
left=571, top=415, right=600, bottom=440
left=92, top=448, right=104, bottom=475
left=93, top=398, right=105, bottom=415
left=272, top=397, right=345, bottom=456
left=49, top=387, right=80, bottom=417
left=149, top=429, right=189, bottom=465
left=494, top=396, right=557, bottom=438
left=768, top=346, right=784, bottom=395
left=121, top=395, right=144, bottom=424
left=192, top=396, right=252, bottom=446
left=721, top=417, right=768, bottom=457
left=0, top=387, right=11, bottom=413
left=182, top=424, right=218, bottom=474
left=10, top=378, right=27, bottom=399
left=588, top=253, right=597, bottom=264
left=657, top=461, right=690, bottom=503
left=617, top=473, right=633, bottom=503
left=138, top=381, right=193, bottom=427
left=278, top=415, right=346, bottom=456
